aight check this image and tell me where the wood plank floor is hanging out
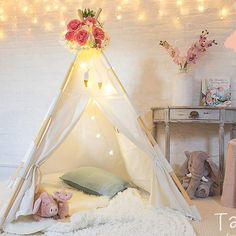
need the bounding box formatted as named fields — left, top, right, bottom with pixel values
left=192, top=196, right=236, bottom=236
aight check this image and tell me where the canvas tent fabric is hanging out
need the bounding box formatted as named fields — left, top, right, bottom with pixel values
left=0, top=49, right=200, bottom=229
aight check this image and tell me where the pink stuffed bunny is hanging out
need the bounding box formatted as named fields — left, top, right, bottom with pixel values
left=32, top=192, right=58, bottom=221
left=53, top=191, right=72, bottom=219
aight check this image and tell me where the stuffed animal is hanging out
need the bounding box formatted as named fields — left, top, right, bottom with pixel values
left=32, top=192, right=59, bottom=221
left=53, top=191, right=73, bottom=219
left=179, top=151, right=219, bottom=199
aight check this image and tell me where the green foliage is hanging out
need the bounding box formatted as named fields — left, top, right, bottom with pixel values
left=82, top=8, right=96, bottom=18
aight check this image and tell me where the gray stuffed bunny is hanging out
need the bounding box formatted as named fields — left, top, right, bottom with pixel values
left=179, top=151, right=219, bottom=199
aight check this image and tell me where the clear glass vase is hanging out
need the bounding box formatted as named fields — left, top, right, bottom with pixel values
left=172, top=69, right=193, bottom=106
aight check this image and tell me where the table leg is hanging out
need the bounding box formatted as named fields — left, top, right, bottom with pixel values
left=152, top=123, right=157, bottom=142
left=230, top=123, right=236, bottom=139
left=165, top=122, right=170, bottom=162
left=219, top=123, right=225, bottom=192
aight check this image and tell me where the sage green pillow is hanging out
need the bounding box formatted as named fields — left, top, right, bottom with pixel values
left=60, top=166, right=130, bottom=198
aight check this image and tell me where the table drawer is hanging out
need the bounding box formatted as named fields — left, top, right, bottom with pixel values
left=170, top=109, right=219, bottom=120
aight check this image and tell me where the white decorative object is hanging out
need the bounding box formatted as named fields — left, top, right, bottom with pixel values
left=172, top=70, right=193, bottom=106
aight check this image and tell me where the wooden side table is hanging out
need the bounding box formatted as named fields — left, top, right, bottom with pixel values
left=152, top=106, right=236, bottom=189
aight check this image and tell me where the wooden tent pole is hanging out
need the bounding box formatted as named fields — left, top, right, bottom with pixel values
left=0, top=116, right=52, bottom=229
left=0, top=54, right=78, bottom=230
left=77, top=9, right=84, bottom=21
left=101, top=52, right=127, bottom=94
left=95, top=8, right=102, bottom=19
left=137, top=116, right=192, bottom=204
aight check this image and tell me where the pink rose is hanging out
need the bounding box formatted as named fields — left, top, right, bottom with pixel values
left=75, top=29, right=89, bottom=45
left=65, top=31, right=75, bottom=41
left=67, top=19, right=82, bottom=31
left=92, top=27, right=105, bottom=40
left=84, top=17, right=96, bottom=25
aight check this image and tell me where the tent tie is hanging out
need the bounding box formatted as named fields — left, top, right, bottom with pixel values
left=34, top=164, right=42, bottom=194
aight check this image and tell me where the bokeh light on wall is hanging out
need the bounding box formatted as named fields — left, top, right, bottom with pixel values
left=0, top=0, right=235, bottom=41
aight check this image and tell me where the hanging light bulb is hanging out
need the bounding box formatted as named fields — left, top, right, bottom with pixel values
left=96, top=133, right=101, bottom=138
left=109, top=150, right=114, bottom=156
left=83, top=70, right=89, bottom=88
left=80, top=62, right=88, bottom=70
left=98, top=82, right=103, bottom=89
left=91, top=116, right=95, bottom=120
left=105, top=84, right=114, bottom=95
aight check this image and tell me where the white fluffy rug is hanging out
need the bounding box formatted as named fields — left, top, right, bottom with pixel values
left=45, top=188, right=196, bottom=236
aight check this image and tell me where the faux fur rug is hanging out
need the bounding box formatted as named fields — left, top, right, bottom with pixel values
left=45, top=188, right=196, bottom=236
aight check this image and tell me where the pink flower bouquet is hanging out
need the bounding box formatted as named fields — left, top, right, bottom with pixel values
left=160, top=30, right=217, bottom=71
left=64, top=9, right=109, bottom=51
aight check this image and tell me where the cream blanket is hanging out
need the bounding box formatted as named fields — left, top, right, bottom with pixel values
left=46, top=188, right=195, bottom=236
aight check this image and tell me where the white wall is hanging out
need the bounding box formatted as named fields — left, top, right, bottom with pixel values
left=1, top=0, right=236, bottom=178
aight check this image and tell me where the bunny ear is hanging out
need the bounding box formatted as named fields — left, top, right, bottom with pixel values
left=32, top=197, right=42, bottom=214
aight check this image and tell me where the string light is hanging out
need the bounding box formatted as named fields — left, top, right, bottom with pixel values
left=45, top=5, right=52, bottom=12
left=219, top=7, right=229, bottom=20
left=158, top=10, right=164, bottom=17
left=32, top=17, right=38, bottom=24
left=91, top=116, right=95, bottom=120
left=180, top=7, right=189, bottom=15
left=44, top=22, right=52, bottom=31
left=87, top=80, right=93, bottom=88
left=0, top=30, right=5, bottom=40
left=105, top=84, right=114, bottom=95
left=198, top=5, right=205, bottom=12
left=22, top=6, right=28, bottom=13
left=138, top=12, right=146, bottom=21
left=109, top=150, right=114, bottom=156
left=116, top=14, right=122, bottom=20
left=80, top=62, right=88, bottom=70
left=60, top=20, right=66, bottom=26
left=117, top=5, right=122, bottom=11
left=0, top=15, right=6, bottom=22
left=173, top=16, right=182, bottom=29
left=176, top=0, right=183, bottom=6
left=61, top=6, right=67, bottom=12
left=0, top=0, right=234, bottom=39
left=96, top=133, right=101, bottom=138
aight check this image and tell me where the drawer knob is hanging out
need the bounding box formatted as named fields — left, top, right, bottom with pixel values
left=189, top=111, right=199, bottom=119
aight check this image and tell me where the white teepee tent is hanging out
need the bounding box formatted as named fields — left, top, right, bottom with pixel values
left=0, top=49, right=200, bottom=229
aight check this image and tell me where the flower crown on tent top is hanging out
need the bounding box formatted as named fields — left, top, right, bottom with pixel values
left=64, top=8, right=109, bottom=51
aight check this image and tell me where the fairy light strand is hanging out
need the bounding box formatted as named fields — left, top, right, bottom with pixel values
left=0, top=0, right=234, bottom=42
